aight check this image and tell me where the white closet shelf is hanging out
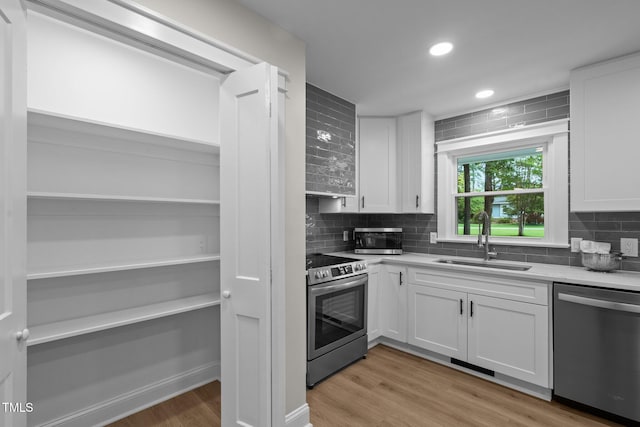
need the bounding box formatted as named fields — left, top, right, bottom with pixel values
left=28, top=109, right=220, bottom=153
left=27, top=191, right=220, bottom=205
left=27, top=293, right=221, bottom=346
left=27, top=254, right=221, bottom=280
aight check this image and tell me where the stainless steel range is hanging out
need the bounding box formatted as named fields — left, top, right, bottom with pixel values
left=306, top=254, right=368, bottom=388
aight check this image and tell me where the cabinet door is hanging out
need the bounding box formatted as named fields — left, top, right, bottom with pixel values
left=570, top=53, right=640, bottom=211
left=358, top=117, right=397, bottom=212
left=398, top=111, right=434, bottom=214
left=408, top=285, right=467, bottom=359
left=366, top=264, right=381, bottom=342
left=380, top=265, right=407, bottom=342
left=0, top=2, right=27, bottom=426
left=467, top=294, right=549, bottom=387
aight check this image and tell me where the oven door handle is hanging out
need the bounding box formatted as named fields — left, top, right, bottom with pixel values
left=310, top=277, right=367, bottom=296
left=558, top=292, right=640, bottom=314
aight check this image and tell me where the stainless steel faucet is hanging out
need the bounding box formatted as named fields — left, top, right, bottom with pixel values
left=477, top=211, right=497, bottom=261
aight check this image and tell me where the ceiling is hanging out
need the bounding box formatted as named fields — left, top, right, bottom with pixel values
left=236, top=0, right=640, bottom=119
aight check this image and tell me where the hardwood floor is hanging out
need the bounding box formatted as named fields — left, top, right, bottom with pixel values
left=109, top=345, right=621, bottom=426
left=307, top=345, right=622, bottom=427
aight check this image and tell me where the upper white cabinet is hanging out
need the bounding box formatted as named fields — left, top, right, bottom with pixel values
left=359, top=117, right=398, bottom=212
left=570, top=52, right=640, bottom=211
left=320, top=112, right=434, bottom=213
left=398, top=111, right=435, bottom=213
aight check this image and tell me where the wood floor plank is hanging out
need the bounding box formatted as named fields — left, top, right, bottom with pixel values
left=110, top=345, right=622, bottom=426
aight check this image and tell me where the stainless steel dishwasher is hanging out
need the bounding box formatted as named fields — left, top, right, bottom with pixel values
left=554, top=282, right=640, bottom=423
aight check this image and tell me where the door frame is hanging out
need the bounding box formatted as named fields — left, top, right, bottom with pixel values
left=22, top=0, right=288, bottom=424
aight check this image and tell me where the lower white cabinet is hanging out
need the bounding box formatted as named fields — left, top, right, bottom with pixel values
left=408, top=285, right=467, bottom=359
left=406, top=267, right=550, bottom=388
left=380, top=264, right=407, bottom=342
left=466, top=294, right=548, bottom=387
left=366, top=264, right=381, bottom=342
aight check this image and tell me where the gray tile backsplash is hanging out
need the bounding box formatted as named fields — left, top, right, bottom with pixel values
left=435, top=91, right=569, bottom=142
left=305, top=90, right=640, bottom=272
left=306, top=84, right=356, bottom=195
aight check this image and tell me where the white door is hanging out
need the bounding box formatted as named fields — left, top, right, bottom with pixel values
left=408, top=285, right=467, bottom=359
left=0, top=1, right=27, bottom=426
left=467, top=294, right=549, bottom=387
left=358, top=117, right=397, bottom=212
left=380, top=265, right=407, bottom=341
left=220, top=62, right=278, bottom=426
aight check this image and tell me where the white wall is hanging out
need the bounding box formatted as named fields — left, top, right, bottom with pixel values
left=131, top=0, right=307, bottom=415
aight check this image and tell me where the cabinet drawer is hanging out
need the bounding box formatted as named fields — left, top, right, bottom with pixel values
left=408, top=267, right=549, bottom=306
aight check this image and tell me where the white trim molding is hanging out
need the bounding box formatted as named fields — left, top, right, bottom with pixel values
left=285, top=403, right=312, bottom=427
left=436, top=119, right=569, bottom=248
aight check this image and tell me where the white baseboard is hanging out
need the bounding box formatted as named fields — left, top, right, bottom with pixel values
left=35, top=362, right=220, bottom=427
left=285, top=403, right=312, bottom=427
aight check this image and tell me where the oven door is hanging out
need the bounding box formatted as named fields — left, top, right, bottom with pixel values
left=308, top=273, right=367, bottom=361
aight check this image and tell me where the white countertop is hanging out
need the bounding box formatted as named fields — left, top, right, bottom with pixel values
left=330, top=251, right=640, bottom=292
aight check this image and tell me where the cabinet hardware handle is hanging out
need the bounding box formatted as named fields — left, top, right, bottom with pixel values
left=399, top=271, right=403, bottom=286
left=361, top=196, right=365, bottom=209
left=342, top=197, right=346, bottom=208
left=470, top=301, right=474, bottom=317
left=416, top=195, right=419, bottom=208
left=222, top=290, right=231, bottom=299
left=460, top=299, right=463, bottom=315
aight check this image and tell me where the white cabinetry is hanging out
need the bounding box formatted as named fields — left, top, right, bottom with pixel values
left=570, top=52, right=640, bottom=211
left=408, top=285, right=467, bottom=359
left=366, top=264, right=382, bottom=342
left=380, top=264, right=407, bottom=341
left=407, top=267, right=550, bottom=387
left=398, top=111, right=434, bottom=213
left=358, top=117, right=398, bottom=212
left=466, top=294, right=548, bottom=385
left=319, top=112, right=434, bottom=214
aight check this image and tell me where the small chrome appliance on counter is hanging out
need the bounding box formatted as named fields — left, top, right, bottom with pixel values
left=354, top=227, right=402, bottom=254
left=306, top=254, right=368, bottom=388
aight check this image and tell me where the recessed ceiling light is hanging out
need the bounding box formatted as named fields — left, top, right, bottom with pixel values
left=429, top=42, right=453, bottom=56
left=475, top=89, right=494, bottom=99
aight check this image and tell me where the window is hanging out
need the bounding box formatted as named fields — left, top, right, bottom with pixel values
left=437, top=120, right=569, bottom=247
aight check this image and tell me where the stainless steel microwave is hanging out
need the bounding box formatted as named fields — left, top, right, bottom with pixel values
left=354, top=228, right=402, bottom=254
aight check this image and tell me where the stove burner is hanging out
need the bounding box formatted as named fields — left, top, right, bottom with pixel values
left=306, top=254, right=359, bottom=270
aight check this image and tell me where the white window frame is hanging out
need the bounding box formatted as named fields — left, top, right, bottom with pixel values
left=436, top=119, right=569, bottom=248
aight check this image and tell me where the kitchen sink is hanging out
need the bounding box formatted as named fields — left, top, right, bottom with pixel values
left=435, top=258, right=532, bottom=271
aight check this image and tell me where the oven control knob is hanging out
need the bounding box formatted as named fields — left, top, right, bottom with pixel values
left=322, top=270, right=329, bottom=278
left=314, top=271, right=322, bottom=279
